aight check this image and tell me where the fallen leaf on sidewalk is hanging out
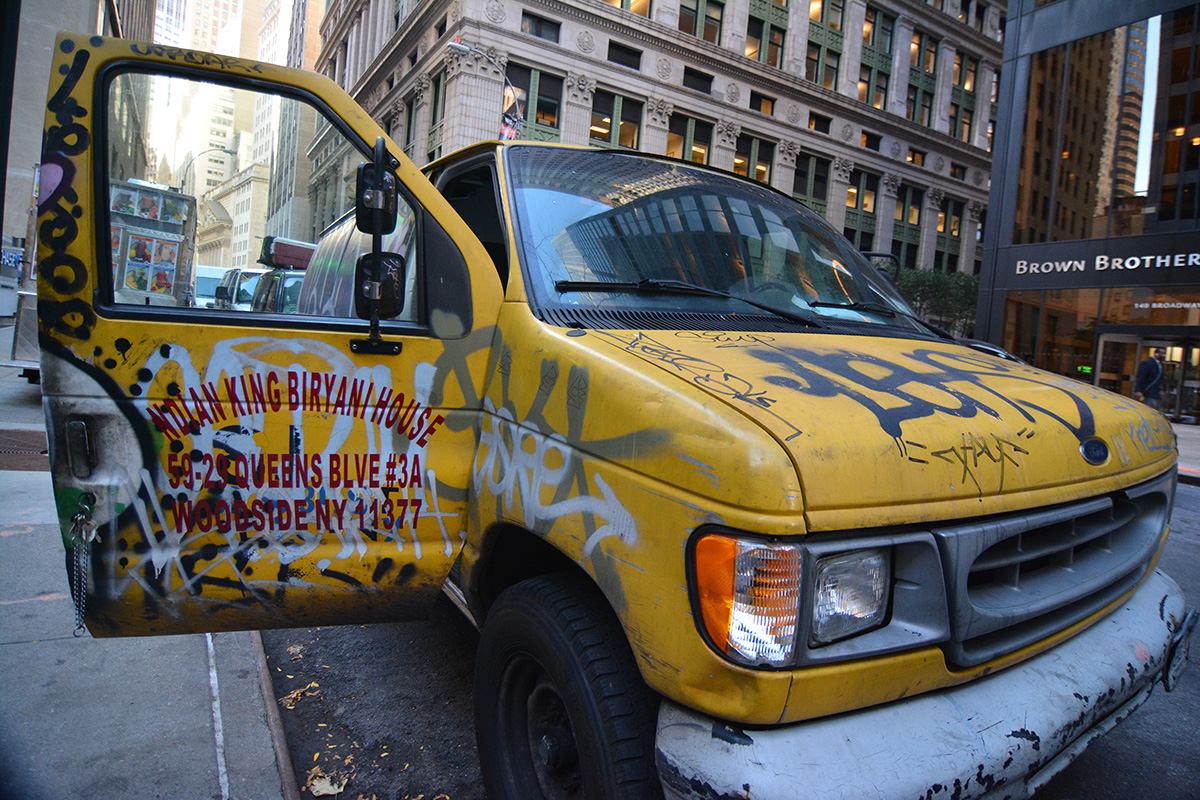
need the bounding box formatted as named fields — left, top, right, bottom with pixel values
left=306, top=767, right=348, bottom=797
left=288, top=644, right=305, bottom=659
left=279, top=681, right=320, bottom=709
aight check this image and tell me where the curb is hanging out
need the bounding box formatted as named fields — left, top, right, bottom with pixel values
left=1180, top=469, right=1200, bottom=487
left=252, top=630, right=303, bottom=800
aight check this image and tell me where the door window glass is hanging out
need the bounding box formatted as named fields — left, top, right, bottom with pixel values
left=104, top=70, right=419, bottom=322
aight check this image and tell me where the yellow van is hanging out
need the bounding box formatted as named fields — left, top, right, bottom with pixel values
left=37, top=35, right=1193, bottom=799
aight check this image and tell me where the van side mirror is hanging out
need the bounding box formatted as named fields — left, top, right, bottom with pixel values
left=215, top=285, right=230, bottom=303
left=354, top=252, right=406, bottom=321
left=356, top=162, right=397, bottom=235
left=861, top=251, right=901, bottom=287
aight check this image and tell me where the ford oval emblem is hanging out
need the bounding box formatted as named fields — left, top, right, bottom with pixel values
left=1080, top=437, right=1109, bottom=465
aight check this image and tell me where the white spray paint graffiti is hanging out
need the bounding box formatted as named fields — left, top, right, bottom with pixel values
left=474, top=396, right=637, bottom=558
left=103, top=335, right=456, bottom=598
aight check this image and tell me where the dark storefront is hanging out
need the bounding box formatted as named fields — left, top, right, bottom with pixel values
left=980, top=0, right=1200, bottom=421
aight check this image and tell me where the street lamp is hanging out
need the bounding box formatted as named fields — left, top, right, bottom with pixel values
left=447, top=41, right=525, bottom=140
left=175, top=147, right=237, bottom=193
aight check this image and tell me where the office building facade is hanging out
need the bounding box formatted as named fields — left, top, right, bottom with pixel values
left=978, top=0, right=1200, bottom=421
left=312, top=0, right=1004, bottom=280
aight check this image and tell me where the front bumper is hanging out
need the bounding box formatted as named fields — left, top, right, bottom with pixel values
left=656, top=569, right=1192, bottom=800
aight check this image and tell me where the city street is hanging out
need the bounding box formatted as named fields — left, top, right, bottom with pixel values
left=1, top=322, right=1197, bottom=799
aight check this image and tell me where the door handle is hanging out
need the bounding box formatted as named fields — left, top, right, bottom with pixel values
left=66, top=419, right=96, bottom=479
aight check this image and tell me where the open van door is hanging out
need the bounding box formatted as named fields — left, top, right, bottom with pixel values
left=37, top=34, right=502, bottom=635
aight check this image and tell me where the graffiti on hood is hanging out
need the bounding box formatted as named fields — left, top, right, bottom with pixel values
left=752, top=346, right=1108, bottom=447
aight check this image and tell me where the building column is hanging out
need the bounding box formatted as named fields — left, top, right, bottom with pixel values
left=654, top=2, right=680, bottom=30
left=443, top=46, right=504, bottom=152
left=562, top=72, right=597, bottom=146
left=918, top=187, right=944, bottom=270
left=976, top=59, right=998, bottom=151
left=773, top=139, right=799, bottom=195
left=877, top=171, right=901, bottom=248
left=644, top=99, right=673, bottom=155
left=935, top=39, right=958, bottom=135
left=411, top=73, right=432, bottom=166
left=841, top=0, right=868, bottom=100
left=784, top=1, right=812, bottom=79
left=827, top=156, right=854, bottom=232
left=889, top=15, right=914, bottom=118
left=722, top=1, right=749, bottom=56
left=712, top=119, right=740, bottom=173
left=962, top=199, right=984, bottom=272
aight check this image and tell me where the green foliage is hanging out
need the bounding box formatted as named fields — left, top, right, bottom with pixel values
left=894, top=268, right=980, bottom=337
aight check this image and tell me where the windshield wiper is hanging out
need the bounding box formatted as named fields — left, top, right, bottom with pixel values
left=806, top=300, right=953, bottom=340
left=555, top=279, right=823, bottom=328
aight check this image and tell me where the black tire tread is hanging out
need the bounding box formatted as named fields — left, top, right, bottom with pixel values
left=475, top=573, right=663, bottom=800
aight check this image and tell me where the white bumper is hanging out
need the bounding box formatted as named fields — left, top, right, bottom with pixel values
left=656, top=569, right=1193, bottom=800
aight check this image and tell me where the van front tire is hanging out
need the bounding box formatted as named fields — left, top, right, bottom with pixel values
left=474, top=573, right=662, bottom=800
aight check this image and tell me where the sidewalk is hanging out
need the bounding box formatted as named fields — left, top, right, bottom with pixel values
left=0, top=340, right=297, bottom=799
left=0, top=468, right=298, bottom=800
left=1174, top=420, right=1200, bottom=486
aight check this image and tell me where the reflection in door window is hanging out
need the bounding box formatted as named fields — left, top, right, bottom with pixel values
left=103, top=70, right=418, bottom=322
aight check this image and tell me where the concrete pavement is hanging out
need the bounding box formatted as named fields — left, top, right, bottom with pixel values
left=0, top=324, right=298, bottom=800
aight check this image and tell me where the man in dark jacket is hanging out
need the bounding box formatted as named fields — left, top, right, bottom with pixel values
left=1134, top=347, right=1167, bottom=410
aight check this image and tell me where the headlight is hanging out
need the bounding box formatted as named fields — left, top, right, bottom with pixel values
left=694, top=534, right=801, bottom=667
left=811, top=549, right=891, bottom=644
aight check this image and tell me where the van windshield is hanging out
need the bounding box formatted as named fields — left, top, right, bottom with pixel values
left=505, top=146, right=919, bottom=332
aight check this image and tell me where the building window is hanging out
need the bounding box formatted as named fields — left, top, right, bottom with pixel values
left=906, top=84, right=934, bottom=126
left=746, top=15, right=785, bottom=68
left=845, top=169, right=880, bottom=250
left=809, top=0, right=843, bottom=30
left=954, top=53, right=978, bottom=91
left=604, top=0, right=651, bottom=16
left=950, top=103, right=974, bottom=142
left=793, top=153, right=831, bottom=210
left=680, top=0, right=724, bottom=44
left=950, top=162, right=967, bottom=180
left=807, top=42, right=840, bottom=90
left=734, top=135, right=773, bottom=183
left=863, top=6, right=894, bottom=52
left=861, top=131, right=881, bottom=151
left=911, top=31, right=938, bottom=74
left=608, top=41, right=642, bottom=69
left=750, top=91, right=775, bottom=115
left=506, top=64, right=563, bottom=133
left=894, top=183, right=924, bottom=227
left=809, top=112, right=832, bottom=134
left=858, top=64, right=889, bottom=109
left=591, top=90, right=642, bottom=149
left=683, top=67, right=714, bottom=93
left=667, top=114, right=713, bottom=164
left=521, top=11, right=560, bottom=43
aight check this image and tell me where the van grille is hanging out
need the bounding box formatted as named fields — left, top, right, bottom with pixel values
left=931, top=471, right=1174, bottom=668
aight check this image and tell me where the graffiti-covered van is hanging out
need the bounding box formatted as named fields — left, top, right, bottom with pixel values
left=38, top=34, right=1193, bottom=800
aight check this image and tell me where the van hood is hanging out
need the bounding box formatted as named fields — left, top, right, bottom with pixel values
left=591, top=329, right=1176, bottom=530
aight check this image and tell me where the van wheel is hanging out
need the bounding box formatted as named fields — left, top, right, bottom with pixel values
left=474, top=574, right=662, bottom=800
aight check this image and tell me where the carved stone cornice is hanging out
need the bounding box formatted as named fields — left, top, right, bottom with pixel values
left=832, top=156, right=855, bottom=183
left=967, top=199, right=984, bottom=222
left=715, top=119, right=741, bottom=148
left=927, top=187, right=946, bottom=208
left=882, top=172, right=903, bottom=196
left=777, top=139, right=800, bottom=168
left=647, top=98, right=674, bottom=128
left=567, top=72, right=596, bottom=104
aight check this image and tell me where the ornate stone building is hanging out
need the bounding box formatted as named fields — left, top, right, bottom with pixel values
left=313, top=0, right=1003, bottom=273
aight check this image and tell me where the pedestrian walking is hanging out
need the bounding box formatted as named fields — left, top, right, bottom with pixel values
left=1134, top=347, right=1167, bottom=410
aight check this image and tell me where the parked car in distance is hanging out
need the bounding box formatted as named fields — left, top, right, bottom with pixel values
left=192, top=265, right=225, bottom=308
left=213, top=266, right=267, bottom=311
left=250, top=267, right=305, bottom=314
